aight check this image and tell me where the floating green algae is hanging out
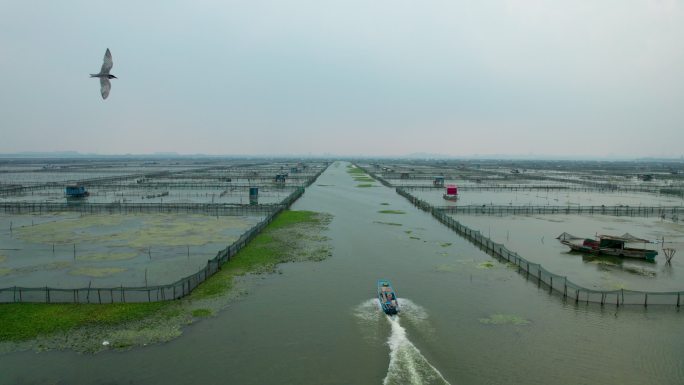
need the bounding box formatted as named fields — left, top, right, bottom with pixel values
left=410, top=236, right=421, bottom=240
left=354, top=177, right=374, bottom=182
left=14, top=213, right=250, bottom=249
left=356, top=184, right=375, bottom=188
left=346, top=165, right=365, bottom=174
left=77, top=252, right=138, bottom=262
left=479, top=314, right=530, bottom=325
left=380, top=203, right=390, bottom=206
left=373, top=221, right=403, bottom=226
left=379, top=210, right=406, bottom=214
left=191, top=308, right=212, bottom=317
left=12, top=261, right=72, bottom=274
left=15, top=214, right=128, bottom=245
left=477, top=261, right=495, bottom=269
left=0, top=255, right=6, bottom=263
left=69, top=267, right=126, bottom=277
left=440, top=243, right=452, bottom=248
left=0, top=268, right=10, bottom=276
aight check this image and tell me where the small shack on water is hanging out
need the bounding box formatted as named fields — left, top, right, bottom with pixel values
left=443, top=184, right=458, bottom=201
left=275, top=173, right=288, bottom=184
left=65, top=184, right=89, bottom=198
left=433, top=176, right=445, bottom=187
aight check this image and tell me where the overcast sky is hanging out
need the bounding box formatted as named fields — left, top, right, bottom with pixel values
left=1, top=0, right=682, bottom=158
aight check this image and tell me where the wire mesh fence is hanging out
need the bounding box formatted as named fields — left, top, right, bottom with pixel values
left=436, top=205, right=684, bottom=217
left=396, top=187, right=683, bottom=308
left=0, top=187, right=306, bottom=303
left=0, top=202, right=281, bottom=216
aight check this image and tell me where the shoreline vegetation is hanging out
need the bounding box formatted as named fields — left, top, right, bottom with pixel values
left=0, top=210, right=332, bottom=353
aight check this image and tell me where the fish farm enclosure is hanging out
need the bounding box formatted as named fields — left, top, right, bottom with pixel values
left=1, top=157, right=683, bottom=307
left=0, top=158, right=328, bottom=302
left=355, top=159, right=684, bottom=306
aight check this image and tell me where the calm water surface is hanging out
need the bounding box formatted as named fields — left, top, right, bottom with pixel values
left=1, top=162, right=683, bottom=385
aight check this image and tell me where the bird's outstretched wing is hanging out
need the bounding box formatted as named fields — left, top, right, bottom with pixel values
left=100, top=77, right=111, bottom=99
left=100, top=48, right=113, bottom=74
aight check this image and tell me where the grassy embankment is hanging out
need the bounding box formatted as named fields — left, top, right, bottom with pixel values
left=347, top=164, right=376, bottom=187
left=0, top=210, right=325, bottom=343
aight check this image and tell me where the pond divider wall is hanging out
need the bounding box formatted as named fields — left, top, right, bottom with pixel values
left=0, top=187, right=310, bottom=304
left=394, top=187, right=683, bottom=308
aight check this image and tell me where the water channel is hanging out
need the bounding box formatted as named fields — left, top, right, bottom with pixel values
left=1, top=161, right=683, bottom=385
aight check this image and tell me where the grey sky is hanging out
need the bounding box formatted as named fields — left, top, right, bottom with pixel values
left=1, top=0, right=682, bottom=157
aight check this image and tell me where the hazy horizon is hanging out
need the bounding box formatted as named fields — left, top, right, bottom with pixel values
left=2, top=1, right=683, bottom=158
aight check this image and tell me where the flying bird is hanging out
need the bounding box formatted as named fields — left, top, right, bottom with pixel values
left=90, top=48, right=117, bottom=99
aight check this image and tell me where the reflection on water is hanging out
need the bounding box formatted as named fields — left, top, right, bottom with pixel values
left=355, top=298, right=450, bottom=385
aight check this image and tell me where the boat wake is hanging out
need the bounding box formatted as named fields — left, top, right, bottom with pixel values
left=354, top=299, right=452, bottom=385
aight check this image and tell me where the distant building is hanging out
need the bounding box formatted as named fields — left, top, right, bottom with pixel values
left=275, top=173, right=287, bottom=184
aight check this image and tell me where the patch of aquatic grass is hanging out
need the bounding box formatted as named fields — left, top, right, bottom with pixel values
left=346, top=166, right=365, bottom=175
left=404, top=230, right=413, bottom=234
left=409, top=236, right=421, bottom=240
left=77, top=252, right=138, bottom=261
left=440, top=243, right=452, bottom=248
left=373, top=221, right=403, bottom=226
left=357, top=184, right=375, bottom=188
left=479, top=314, right=530, bottom=325
left=477, top=261, right=495, bottom=269
left=69, top=267, right=126, bottom=277
left=0, top=302, right=167, bottom=342
left=380, top=203, right=390, bottom=206
left=378, top=210, right=406, bottom=214
left=191, top=308, right=212, bottom=318
left=190, top=210, right=329, bottom=300
left=268, top=210, right=321, bottom=230
left=0, top=268, right=10, bottom=276
left=353, top=177, right=374, bottom=182
left=0, top=255, right=6, bottom=263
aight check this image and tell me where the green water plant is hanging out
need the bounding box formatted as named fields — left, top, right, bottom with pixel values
left=379, top=210, right=405, bottom=214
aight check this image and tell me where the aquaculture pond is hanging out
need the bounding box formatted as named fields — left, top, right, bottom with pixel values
left=1, top=162, right=683, bottom=385
left=0, top=212, right=262, bottom=288
left=451, top=214, right=684, bottom=292
left=408, top=187, right=684, bottom=207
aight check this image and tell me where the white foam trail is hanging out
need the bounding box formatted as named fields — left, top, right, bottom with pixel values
left=353, top=298, right=451, bottom=385
left=383, top=315, right=452, bottom=385
left=382, top=316, right=450, bottom=385
left=395, top=298, right=429, bottom=326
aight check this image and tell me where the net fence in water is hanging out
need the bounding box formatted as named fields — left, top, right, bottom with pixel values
left=396, top=187, right=683, bottom=308
left=0, top=187, right=306, bottom=303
